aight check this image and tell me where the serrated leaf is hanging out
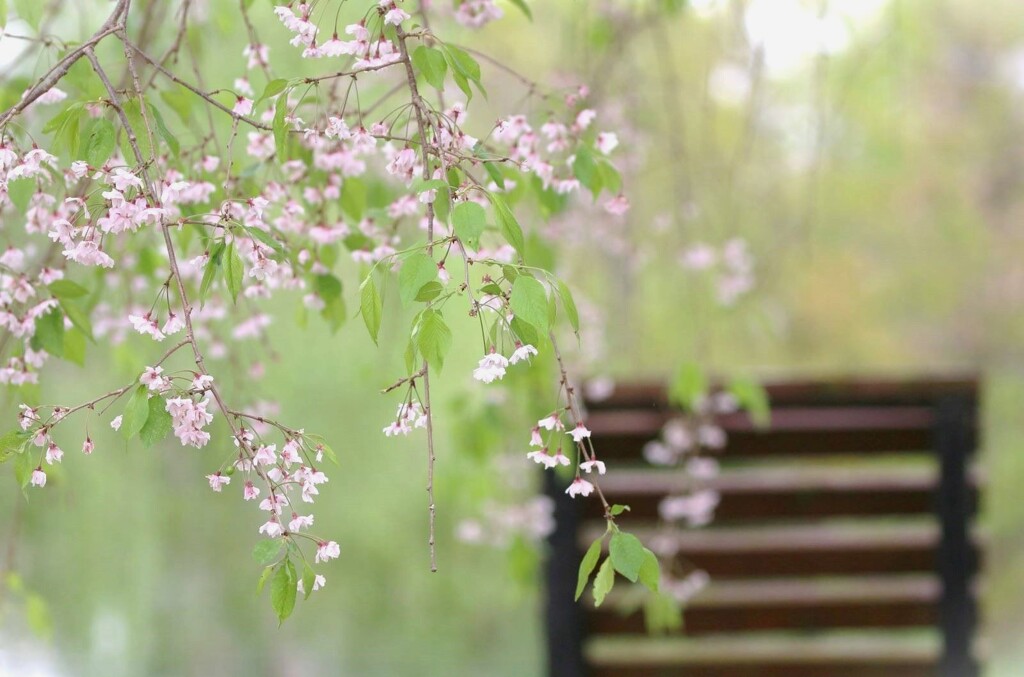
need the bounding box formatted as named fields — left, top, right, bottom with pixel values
left=48, top=279, right=88, bottom=299
left=415, top=309, right=452, bottom=371
left=7, top=178, right=34, bottom=213
left=258, top=78, right=289, bottom=103
left=301, top=562, right=315, bottom=600
left=223, top=244, right=244, bottom=303
left=610, top=532, right=646, bottom=583
left=62, top=327, right=86, bottom=366
left=199, top=242, right=225, bottom=304
left=273, top=95, right=288, bottom=159
left=509, top=275, right=548, bottom=333
left=638, top=548, right=660, bottom=593
left=399, top=252, right=438, bottom=306
left=593, top=558, right=615, bottom=607
left=139, top=395, right=172, bottom=447
left=412, top=46, right=447, bottom=91
left=30, top=307, right=64, bottom=357
left=14, top=449, right=34, bottom=489
left=58, top=299, right=92, bottom=340
left=0, top=430, right=29, bottom=464
left=575, top=537, right=603, bottom=601
left=84, top=118, right=116, bottom=167
left=120, top=385, right=151, bottom=440
left=252, top=539, right=283, bottom=566
left=451, top=201, right=486, bottom=245
left=270, top=559, right=298, bottom=624
left=555, top=280, right=579, bottom=334
left=415, top=280, right=443, bottom=302
left=146, top=103, right=179, bottom=157
left=359, top=277, right=382, bottom=344
left=245, top=226, right=284, bottom=253
left=488, top=194, right=525, bottom=257
left=256, top=565, right=273, bottom=594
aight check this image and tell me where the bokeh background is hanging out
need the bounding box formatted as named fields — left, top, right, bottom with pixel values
left=3, top=0, right=1024, bottom=675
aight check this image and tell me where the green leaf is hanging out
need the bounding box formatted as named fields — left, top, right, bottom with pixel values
left=48, top=279, right=88, bottom=299
left=509, top=275, right=549, bottom=333
left=199, top=242, right=226, bottom=304
left=14, top=450, right=34, bottom=489
left=415, top=281, right=443, bottom=302
left=223, top=244, right=244, bottom=303
left=555, top=280, right=580, bottom=334
left=62, top=327, right=86, bottom=366
left=120, top=385, right=151, bottom=440
left=252, top=539, right=283, bottom=566
left=575, top=537, right=603, bottom=601
left=146, top=104, right=180, bottom=157
left=120, top=100, right=154, bottom=161
left=58, top=299, right=93, bottom=340
left=7, top=178, right=34, bottom=213
left=415, top=309, right=452, bottom=370
left=30, top=307, right=64, bottom=357
left=0, top=0, right=7, bottom=29
left=507, top=0, right=532, bottom=19
left=84, top=119, right=116, bottom=167
left=443, top=45, right=482, bottom=83
left=669, top=362, right=707, bottom=410
left=273, top=95, right=288, bottom=159
left=13, top=0, right=41, bottom=28
left=245, top=226, right=284, bottom=254
left=609, top=532, right=646, bottom=583
left=321, top=294, right=346, bottom=333
left=256, top=566, right=273, bottom=594
left=592, top=558, right=615, bottom=607
left=139, top=395, right=172, bottom=447
left=399, top=252, right=438, bottom=306
left=359, top=277, right=382, bottom=344
left=609, top=504, right=630, bottom=516
left=412, top=46, right=447, bottom=91
left=638, top=548, right=660, bottom=593
left=0, top=430, right=29, bottom=464
left=301, top=562, right=316, bottom=600
left=258, top=78, right=289, bottom=103
left=451, top=201, right=486, bottom=245
left=488, top=194, right=525, bottom=258
left=573, top=147, right=601, bottom=197
left=730, top=377, right=771, bottom=428
left=314, top=274, right=342, bottom=302
left=270, top=559, right=298, bottom=624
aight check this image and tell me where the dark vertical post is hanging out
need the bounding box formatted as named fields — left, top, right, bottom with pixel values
left=934, top=392, right=978, bottom=677
left=544, top=470, right=586, bottom=677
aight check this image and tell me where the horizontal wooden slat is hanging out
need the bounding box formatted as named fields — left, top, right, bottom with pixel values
left=583, top=465, right=982, bottom=521
left=585, top=632, right=940, bottom=674
left=585, top=377, right=979, bottom=411
left=581, top=522, right=982, bottom=577
left=591, top=576, right=941, bottom=634
left=588, top=406, right=951, bottom=460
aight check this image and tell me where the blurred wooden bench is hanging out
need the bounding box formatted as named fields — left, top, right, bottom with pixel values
left=543, top=378, right=981, bottom=677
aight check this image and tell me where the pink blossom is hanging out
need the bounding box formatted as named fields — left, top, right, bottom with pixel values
left=45, top=442, right=63, bottom=465
left=509, top=343, right=538, bottom=365
left=206, top=472, right=231, bottom=492
left=30, top=468, right=46, bottom=487
left=473, top=349, right=509, bottom=383
left=565, top=477, right=595, bottom=498
left=258, top=518, right=284, bottom=538
left=568, top=423, right=592, bottom=443
left=82, top=437, right=94, bottom=455
left=580, top=460, right=606, bottom=475
left=315, top=540, right=341, bottom=563
left=233, top=97, right=254, bottom=116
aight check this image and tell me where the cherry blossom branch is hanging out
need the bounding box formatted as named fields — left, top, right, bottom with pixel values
left=0, top=0, right=129, bottom=128
left=122, top=39, right=271, bottom=131
left=549, top=331, right=613, bottom=518
left=396, top=23, right=439, bottom=573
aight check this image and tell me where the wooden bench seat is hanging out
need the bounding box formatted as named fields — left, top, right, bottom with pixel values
left=543, top=377, right=982, bottom=677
